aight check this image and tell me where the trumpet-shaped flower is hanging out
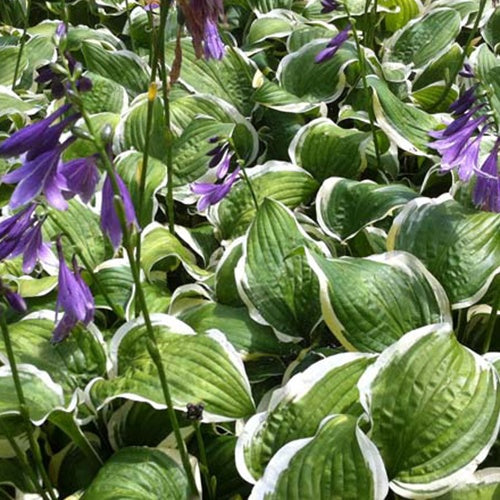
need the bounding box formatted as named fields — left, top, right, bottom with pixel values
left=474, top=140, right=500, bottom=213
left=315, top=26, right=350, bottom=63
left=60, top=156, right=99, bottom=203
left=191, top=168, right=240, bottom=211
left=100, top=172, right=138, bottom=249
left=52, top=240, right=94, bottom=343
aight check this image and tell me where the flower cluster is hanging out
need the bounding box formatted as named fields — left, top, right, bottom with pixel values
left=429, top=81, right=500, bottom=212
left=0, top=43, right=137, bottom=341
left=191, top=137, right=240, bottom=211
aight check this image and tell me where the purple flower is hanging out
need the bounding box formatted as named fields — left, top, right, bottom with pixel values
left=320, top=0, right=339, bottom=13
left=144, top=1, right=160, bottom=10
left=100, top=172, right=138, bottom=249
left=60, top=156, right=100, bottom=203
left=315, top=26, right=350, bottom=63
left=459, top=63, right=474, bottom=79
left=430, top=115, right=488, bottom=172
left=0, top=104, right=71, bottom=157
left=191, top=168, right=240, bottom=211
left=474, top=139, right=500, bottom=213
left=55, top=22, right=67, bottom=39
left=204, top=19, right=225, bottom=60
left=52, top=240, right=94, bottom=343
left=207, top=140, right=233, bottom=179
left=449, top=85, right=478, bottom=116
left=0, top=280, right=26, bottom=313
left=2, top=139, right=74, bottom=210
left=455, top=127, right=487, bottom=182
left=0, top=205, right=55, bottom=274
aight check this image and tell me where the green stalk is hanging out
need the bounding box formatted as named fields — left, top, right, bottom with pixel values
left=158, top=0, right=176, bottom=235
left=228, top=138, right=259, bottom=211
left=435, top=0, right=488, bottom=109
left=0, top=308, right=57, bottom=500
left=12, top=0, right=31, bottom=89
left=194, top=422, right=215, bottom=500
left=482, top=286, right=500, bottom=354
left=345, top=4, right=382, bottom=170
left=47, top=212, right=122, bottom=318
left=0, top=419, right=47, bottom=500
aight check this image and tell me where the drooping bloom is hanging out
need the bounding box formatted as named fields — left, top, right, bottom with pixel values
left=0, top=104, right=71, bottom=157
left=191, top=168, right=240, bottom=211
left=100, top=172, right=138, bottom=249
left=315, top=25, right=350, bottom=63
left=59, top=156, right=100, bottom=203
left=180, top=0, right=226, bottom=60
left=207, top=139, right=233, bottom=179
left=2, top=138, right=75, bottom=210
left=473, top=139, right=500, bottom=213
left=320, top=0, right=339, bottom=13
left=52, top=239, right=94, bottom=343
left=0, top=205, right=55, bottom=273
left=0, top=280, right=26, bottom=313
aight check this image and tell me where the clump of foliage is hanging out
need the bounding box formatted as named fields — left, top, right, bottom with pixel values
left=0, top=0, right=499, bottom=498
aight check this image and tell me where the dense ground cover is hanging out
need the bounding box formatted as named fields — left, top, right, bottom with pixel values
left=0, top=0, right=499, bottom=498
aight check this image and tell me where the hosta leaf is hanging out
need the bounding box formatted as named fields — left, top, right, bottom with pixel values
left=92, top=259, right=134, bottom=319
left=246, top=10, right=297, bottom=45
left=249, top=415, right=388, bottom=500
left=289, top=118, right=369, bottom=182
left=384, top=8, right=461, bottom=68
left=236, top=353, right=375, bottom=482
left=368, top=75, right=440, bottom=155
left=316, top=177, right=417, bottom=241
left=359, top=323, right=500, bottom=497
left=107, top=401, right=172, bottom=450
left=379, top=0, right=422, bottom=32
left=177, top=301, right=293, bottom=359
left=483, top=7, right=500, bottom=50
left=0, top=313, right=107, bottom=397
left=0, top=364, right=66, bottom=425
left=140, top=223, right=209, bottom=280
left=436, top=468, right=500, bottom=499
left=236, top=199, right=326, bottom=341
left=0, top=87, right=43, bottom=119
left=210, top=162, right=319, bottom=240
left=388, top=195, right=500, bottom=308
left=287, top=23, right=337, bottom=52
left=0, top=46, right=27, bottom=87
left=0, top=457, right=36, bottom=492
left=80, top=71, right=128, bottom=114
left=277, top=40, right=357, bottom=104
left=249, top=0, right=293, bottom=13
left=253, top=78, right=321, bottom=113
left=215, top=237, right=245, bottom=306
left=89, top=314, right=255, bottom=421
left=81, top=42, right=150, bottom=97
left=167, top=40, right=256, bottom=116
left=44, top=200, right=111, bottom=269
left=82, top=447, right=189, bottom=499
left=306, top=250, right=452, bottom=352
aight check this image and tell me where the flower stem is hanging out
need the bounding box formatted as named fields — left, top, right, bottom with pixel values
left=158, top=0, right=176, bottom=235
left=482, top=285, right=500, bottom=354
left=345, top=5, right=382, bottom=170
left=0, top=307, right=57, bottom=500
left=194, top=422, right=215, bottom=500
left=118, top=213, right=198, bottom=494
left=435, top=0, right=488, bottom=109
left=68, top=77, right=198, bottom=497
left=12, top=0, right=31, bottom=89
left=0, top=419, right=47, bottom=500
left=228, top=138, right=259, bottom=211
